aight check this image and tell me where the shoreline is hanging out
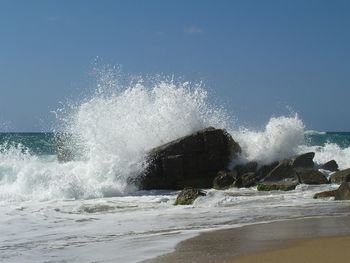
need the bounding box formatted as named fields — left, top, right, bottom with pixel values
left=143, top=215, right=350, bottom=263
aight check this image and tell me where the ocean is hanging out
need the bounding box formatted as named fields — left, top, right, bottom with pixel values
left=1, top=78, right=350, bottom=262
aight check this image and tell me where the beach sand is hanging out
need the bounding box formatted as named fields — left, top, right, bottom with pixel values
left=225, top=235, right=350, bottom=263
left=143, top=215, right=350, bottom=263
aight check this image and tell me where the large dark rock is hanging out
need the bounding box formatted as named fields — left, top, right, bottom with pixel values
left=290, top=152, right=315, bottom=169
left=136, top=127, right=241, bottom=190
left=213, top=170, right=237, bottom=190
left=335, top=182, right=350, bottom=200
left=297, top=170, right=328, bottom=185
left=313, top=190, right=337, bottom=199
left=174, top=187, right=206, bottom=205
left=330, top=168, right=350, bottom=184
left=321, top=160, right=339, bottom=172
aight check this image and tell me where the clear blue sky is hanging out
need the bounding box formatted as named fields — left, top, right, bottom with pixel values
left=0, top=0, right=349, bottom=132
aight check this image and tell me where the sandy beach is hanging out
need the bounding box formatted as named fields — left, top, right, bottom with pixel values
left=225, top=235, right=350, bottom=263
left=144, top=215, right=350, bottom=263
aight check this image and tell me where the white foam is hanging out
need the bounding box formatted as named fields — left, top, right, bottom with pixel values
left=298, top=143, right=350, bottom=170
left=232, top=115, right=305, bottom=164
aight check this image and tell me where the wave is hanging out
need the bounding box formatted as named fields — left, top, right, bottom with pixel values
left=0, top=69, right=349, bottom=202
left=304, top=130, right=326, bottom=135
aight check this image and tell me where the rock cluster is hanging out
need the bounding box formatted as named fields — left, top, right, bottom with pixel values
left=128, top=126, right=350, bottom=204
left=222, top=152, right=330, bottom=192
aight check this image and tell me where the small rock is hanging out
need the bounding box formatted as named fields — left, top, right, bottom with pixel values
left=298, top=170, right=328, bottom=185
left=330, top=168, right=350, bottom=184
left=313, top=190, right=337, bottom=199
left=257, top=181, right=298, bottom=191
left=174, top=188, right=206, bottom=205
left=213, top=170, right=237, bottom=190
left=335, top=182, right=350, bottom=200
left=321, top=160, right=339, bottom=172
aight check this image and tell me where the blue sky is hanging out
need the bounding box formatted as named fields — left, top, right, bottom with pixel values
left=0, top=0, right=349, bottom=131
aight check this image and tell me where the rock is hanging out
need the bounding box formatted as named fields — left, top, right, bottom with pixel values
left=233, top=161, right=258, bottom=176
left=257, top=181, right=298, bottom=191
left=335, top=182, right=350, bottom=200
left=256, top=161, right=279, bottom=180
left=313, top=190, right=337, bottom=199
left=239, top=172, right=261, bottom=188
left=243, top=161, right=280, bottom=186
left=213, top=170, right=237, bottom=190
left=137, top=127, right=241, bottom=190
left=174, top=187, right=206, bottom=205
left=263, top=160, right=298, bottom=182
left=290, top=152, right=315, bottom=169
left=321, top=160, right=339, bottom=172
left=298, top=170, right=328, bottom=185
left=330, top=168, right=350, bottom=184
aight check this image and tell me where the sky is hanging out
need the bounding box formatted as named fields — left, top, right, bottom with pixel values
left=0, top=0, right=349, bottom=132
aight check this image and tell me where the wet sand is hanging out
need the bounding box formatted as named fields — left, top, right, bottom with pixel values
left=143, top=215, right=350, bottom=263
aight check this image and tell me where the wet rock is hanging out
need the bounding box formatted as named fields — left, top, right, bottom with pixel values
left=233, top=161, right=258, bottom=176
left=213, top=170, right=237, bottom=190
left=321, top=160, right=339, bottom=172
left=174, top=187, right=206, bottom=205
left=239, top=172, right=261, bottom=188
left=137, top=127, right=241, bottom=190
left=290, top=152, right=315, bottom=169
left=257, top=180, right=298, bottom=191
left=263, top=160, right=298, bottom=182
left=255, top=161, right=279, bottom=180
left=298, top=170, right=328, bottom=185
left=313, top=190, right=337, bottom=199
left=334, top=182, right=350, bottom=200
left=330, top=168, right=350, bottom=184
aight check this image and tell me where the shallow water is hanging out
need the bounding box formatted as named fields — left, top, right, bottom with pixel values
left=1, top=184, right=350, bottom=262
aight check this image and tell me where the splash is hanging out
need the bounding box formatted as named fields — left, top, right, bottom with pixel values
left=298, top=143, right=350, bottom=170
left=59, top=73, right=229, bottom=195
left=232, top=115, right=305, bottom=164
left=0, top=71, right=229, bottom=201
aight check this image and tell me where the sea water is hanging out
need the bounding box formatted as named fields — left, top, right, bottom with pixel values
left=1, top=73, right=350, bottom=262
